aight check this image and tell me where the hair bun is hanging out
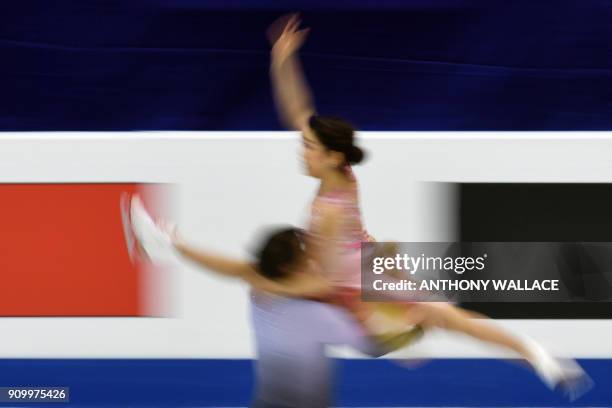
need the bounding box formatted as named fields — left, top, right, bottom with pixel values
left=308, top=115, right=367, bottom=165
left=347, top=145, right=365, bottom=164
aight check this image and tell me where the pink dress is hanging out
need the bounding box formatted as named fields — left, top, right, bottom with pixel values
left=307, top=166, right=374, bottom=313
left=306, top=169, right=423, bottom=346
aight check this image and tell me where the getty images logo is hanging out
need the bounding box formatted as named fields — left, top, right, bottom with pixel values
left=372, top=253, right=488, bottom=275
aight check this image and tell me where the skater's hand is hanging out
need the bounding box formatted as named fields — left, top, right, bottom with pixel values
left=270, top=14, right=310, bottom=65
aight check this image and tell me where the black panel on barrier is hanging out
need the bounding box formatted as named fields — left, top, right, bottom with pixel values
left=459, top=183, right=612, bottom=319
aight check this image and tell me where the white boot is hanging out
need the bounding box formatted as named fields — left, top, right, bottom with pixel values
left=524, top=336, right=593, bottom=400
left=129, top=195, right=178, bottom=265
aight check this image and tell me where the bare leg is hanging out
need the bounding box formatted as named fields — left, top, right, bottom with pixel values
left=402, top=302, right=591, bottom=399
left=404, top=303, right=533, bottom=359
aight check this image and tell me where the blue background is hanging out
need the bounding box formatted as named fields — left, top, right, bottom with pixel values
left=1, top=0, right=611, bottom=131
left=0, top=359, right=608, bottom=407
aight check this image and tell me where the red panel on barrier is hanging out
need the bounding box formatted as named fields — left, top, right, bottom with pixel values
left=0, top=183, right=162, bottom=316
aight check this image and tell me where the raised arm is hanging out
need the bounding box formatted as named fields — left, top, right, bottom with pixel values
left=269, top=14, right=316, bottom=130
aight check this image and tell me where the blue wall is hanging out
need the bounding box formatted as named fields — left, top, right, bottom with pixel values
left=1, top=1, right=611, bottom=131
left=0, top=358, right=608, bottom=407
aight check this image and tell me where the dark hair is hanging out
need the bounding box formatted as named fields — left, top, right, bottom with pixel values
left=308, top=115, right=366, bottom=165
left=255, top=226, right=305, bottom=280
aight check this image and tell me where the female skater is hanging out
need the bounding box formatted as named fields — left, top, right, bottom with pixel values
left=265, top=14, right=590, bottom=398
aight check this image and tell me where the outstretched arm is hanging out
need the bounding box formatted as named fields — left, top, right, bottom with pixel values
left=269, top=14, right=316, bottom=130
left=174, top=241, right=252, bottom=278
left=245, top=269, right=334, bottom=299
left=173, top=238, right=333, bottom=299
